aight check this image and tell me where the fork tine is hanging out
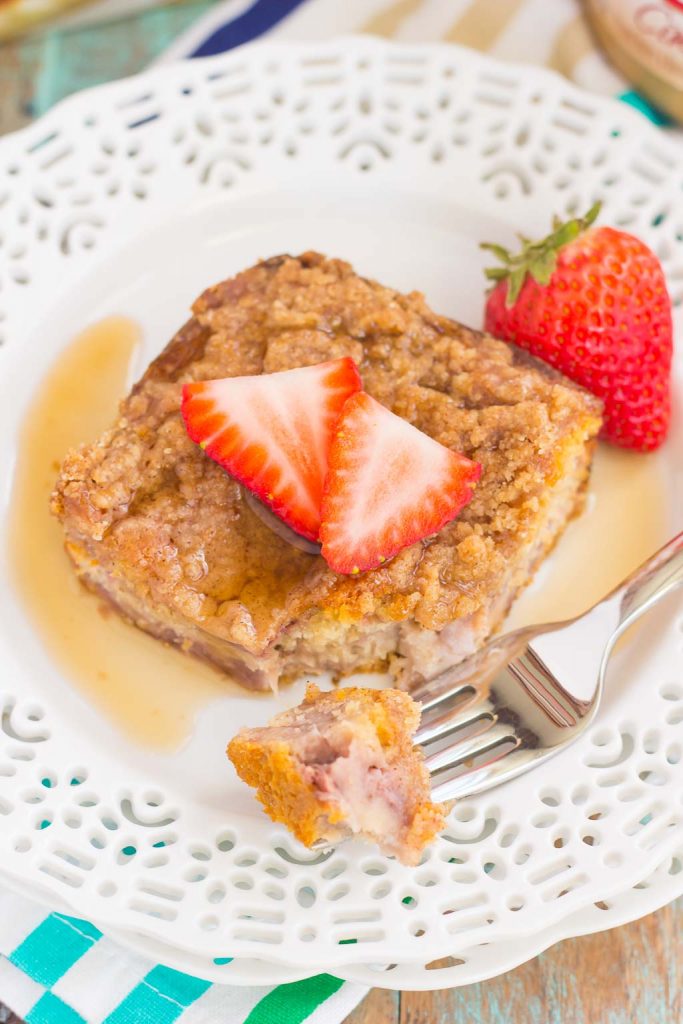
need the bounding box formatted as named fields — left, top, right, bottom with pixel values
left=410, top=658, right=474, bottom=701
left=430, top=741, right=526, bottom=803
left=418, top=681, right=479, bottom=715
left=415, top=697, right=493, bottom=746
left=423, top=721, right=515, bottom=773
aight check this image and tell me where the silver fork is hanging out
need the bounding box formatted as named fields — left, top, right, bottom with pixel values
left=412, top=531, right=683, bottom=804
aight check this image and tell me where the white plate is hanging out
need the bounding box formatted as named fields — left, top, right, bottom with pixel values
left=9, top=843, right=682, bottom=991
left=0, top=38, right=682, bottom=980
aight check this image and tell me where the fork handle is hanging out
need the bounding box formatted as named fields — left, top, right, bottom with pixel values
left=611, top=530, right=683, bottom=640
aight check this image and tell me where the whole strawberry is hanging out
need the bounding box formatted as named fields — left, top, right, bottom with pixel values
left=482, top=203, right=672, bottom=452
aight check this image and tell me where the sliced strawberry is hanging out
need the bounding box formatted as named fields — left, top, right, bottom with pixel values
left=181, top=358, right=362, bottom=541
left=319, top=393, right=481, bottom=574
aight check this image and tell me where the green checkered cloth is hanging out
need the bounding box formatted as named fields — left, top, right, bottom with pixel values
left=0, top=891, right=366, bottom=1023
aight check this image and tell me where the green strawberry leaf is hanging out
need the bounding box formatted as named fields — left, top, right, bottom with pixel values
left=507, top=266, right=527, bottom=304
left=552, top=219, right=582, bottom=248
left=482, top=201, right=603, bottom=307
left=584, top=201, right=601, bottom=227
left=480, top=242, right=512, bottom=263
left=530, top=249, right=557, bottom=285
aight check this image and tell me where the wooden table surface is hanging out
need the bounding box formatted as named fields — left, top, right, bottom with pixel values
left=1, top=11, right=681, bottom=1023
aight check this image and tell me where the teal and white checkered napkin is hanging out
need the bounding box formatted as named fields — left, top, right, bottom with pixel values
left=0, top=891, right=366, bottom=1023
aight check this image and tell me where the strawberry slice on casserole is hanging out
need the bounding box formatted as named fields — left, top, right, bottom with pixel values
left=181, top=357, right=361, bottom=542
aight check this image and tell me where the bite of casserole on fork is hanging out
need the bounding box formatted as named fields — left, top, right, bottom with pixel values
left=228, top=683, right=446, bottom=865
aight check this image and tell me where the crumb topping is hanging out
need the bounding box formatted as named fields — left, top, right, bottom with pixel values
left=53, top=252, right=602, bottom=652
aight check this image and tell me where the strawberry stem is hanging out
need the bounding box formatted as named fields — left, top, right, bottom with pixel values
left=481, top=201, right=601, bottom=305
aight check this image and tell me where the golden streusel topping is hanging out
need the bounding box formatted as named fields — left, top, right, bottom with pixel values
left=54, top=253, right=601, bottom=648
